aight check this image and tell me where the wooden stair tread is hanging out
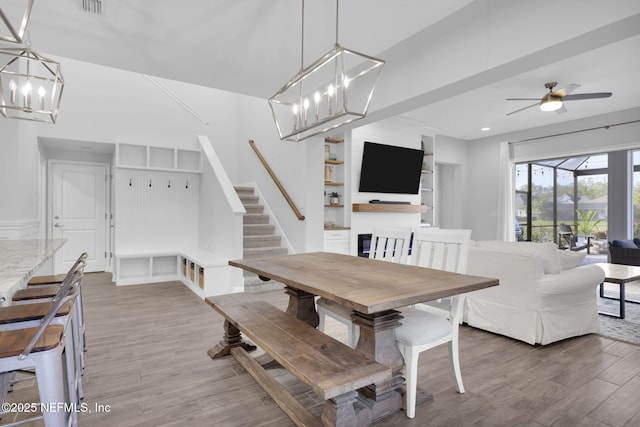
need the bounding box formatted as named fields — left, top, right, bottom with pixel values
left=207, top=293, right=390, bottom=400
left=0, top=301, right=72, bottom=324
left=0, top=324, right=65, bottom=358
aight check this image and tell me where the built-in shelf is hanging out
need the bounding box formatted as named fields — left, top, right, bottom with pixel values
left=325, top=159, right=344, bottom=165
left=423, top=152, right=433, bottom=156
left=324, top=226, right=351, bottom=231
left=116, top=143, right=202, bottom=173
left=352, top=203, right=428, bottom=213
left=324, top=204, right=344, bottom=208
left=324, top=137, right=344, bottom=144
left=325, top=181, right=344, bottom=186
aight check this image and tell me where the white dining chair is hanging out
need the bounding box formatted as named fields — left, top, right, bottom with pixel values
left=394, top=228, right=472, bottom=418
left=317, top=226, right=413, bottom=347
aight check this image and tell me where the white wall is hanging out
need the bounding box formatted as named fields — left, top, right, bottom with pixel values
left=1, top=57, right=325, bottom=253
left=349, top=117, right=425, bottom=253
left=0, top=119, right=40, bottom=238
left=466, top=107, right=640, bottom=240
left=235, top=96, right=324, bottom=253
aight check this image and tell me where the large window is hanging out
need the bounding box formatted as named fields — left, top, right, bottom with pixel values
left=633, top=151, right=640, bottom=237
left=516, top=154, right=608, bottom=243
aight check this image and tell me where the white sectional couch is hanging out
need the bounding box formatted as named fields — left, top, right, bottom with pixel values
left=463, top=241, right=605, bottom=345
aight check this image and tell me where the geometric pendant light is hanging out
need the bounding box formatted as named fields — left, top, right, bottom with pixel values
left=0, top=0, right=34, bottom=44
left=0, top=0, right=64, bottom=124
left=269, top=0, right=384, bottom=141
left=0, top=47, right=64, bottom=123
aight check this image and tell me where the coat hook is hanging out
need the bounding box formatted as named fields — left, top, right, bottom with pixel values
left=149, top=179, right=152, bottom=187
left=129, top=178, right=132, bottom=187
left=168, top=180, right=171, bottom=188
left=186, top=180, right=189, bottom=189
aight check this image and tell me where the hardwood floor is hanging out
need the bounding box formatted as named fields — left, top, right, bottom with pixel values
left=4, top=272, right=640, bottom=426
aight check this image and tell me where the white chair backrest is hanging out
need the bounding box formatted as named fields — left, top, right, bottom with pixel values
left=411, top=228, right=472, bottom=274
left=411, top=228, right=472, bottom=321
left=369, top=226, right=413, bottom=264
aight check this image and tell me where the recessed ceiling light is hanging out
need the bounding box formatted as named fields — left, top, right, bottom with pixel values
left=481, top=127, right=490, bottom=131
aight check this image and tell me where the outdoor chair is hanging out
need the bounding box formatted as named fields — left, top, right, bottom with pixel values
left=558, top=223, right=592, bottom=252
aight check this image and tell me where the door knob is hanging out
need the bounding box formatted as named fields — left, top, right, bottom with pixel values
left=54, top=215, right=60, bottom=219
left=54, top=223, right=63, bottom=228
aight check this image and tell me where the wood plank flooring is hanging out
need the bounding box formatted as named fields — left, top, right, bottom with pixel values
left=3, top=272, right=640, bottom=426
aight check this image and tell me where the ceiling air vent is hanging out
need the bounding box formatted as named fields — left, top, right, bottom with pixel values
left=82, top=0, right=102, bottom=15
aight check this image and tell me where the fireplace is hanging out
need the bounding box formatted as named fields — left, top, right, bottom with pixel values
left=357, top=234, right=372, bottom=258
left=357, top=233, right=414, bottom=258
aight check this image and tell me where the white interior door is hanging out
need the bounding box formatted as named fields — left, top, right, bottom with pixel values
left=51, top=162, right=107, bottom=273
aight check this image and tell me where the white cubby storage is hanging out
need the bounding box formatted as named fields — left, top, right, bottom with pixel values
left=114, top=248, right=228, bottom=298
left=117, top=143, right=202, bottom=173
left=116, top=252, right=178, bottom=285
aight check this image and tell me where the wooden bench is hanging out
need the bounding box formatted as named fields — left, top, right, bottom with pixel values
left=206, top=293, right=391, bottom=427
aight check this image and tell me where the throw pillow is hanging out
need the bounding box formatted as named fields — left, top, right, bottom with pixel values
left=558, top=250, right=586, bottom=270
left=634, top=238, right=640, bottom=248
left=612, top=239, right=637, bottom=248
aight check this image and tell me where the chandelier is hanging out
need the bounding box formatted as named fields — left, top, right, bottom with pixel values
left=0, top=0, right=64, bottom=124
left=0, top=0, right=33, bottom=44
left=269, top=0, right=384, bottom=142
left=0, top=47, right=64, bottom=123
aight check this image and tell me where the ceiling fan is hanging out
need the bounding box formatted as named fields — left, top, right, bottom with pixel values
left=506, top=82, right=612, bottom=116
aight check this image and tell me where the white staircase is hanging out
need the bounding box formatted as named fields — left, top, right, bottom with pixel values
left=235, top=186, right=287, bottom=292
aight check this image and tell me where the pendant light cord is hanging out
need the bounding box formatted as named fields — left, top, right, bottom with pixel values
left=300, top=0, right=304, bottom=71
left=335, top=0, right=339, bottom=46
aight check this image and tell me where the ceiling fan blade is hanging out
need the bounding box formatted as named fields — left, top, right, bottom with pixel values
left=553, top=84, right=581, bottom=97
left=555, top=105, right=568, bottom=114
left=563, top=92, right=612, bottom=101
left=506, top=102, right=539, bottom=116
left=506, top=98, right=540, bottom=101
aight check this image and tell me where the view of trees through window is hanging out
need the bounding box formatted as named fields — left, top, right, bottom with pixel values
left=516, top=155, right=608, bottom=245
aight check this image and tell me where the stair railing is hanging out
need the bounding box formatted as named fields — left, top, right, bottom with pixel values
left=248, top=139, right=305, bottom=221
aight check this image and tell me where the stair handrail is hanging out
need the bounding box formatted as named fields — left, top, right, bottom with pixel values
left=248, top=139, right=305, bottom=221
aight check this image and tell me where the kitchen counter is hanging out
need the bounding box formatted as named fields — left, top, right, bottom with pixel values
left=0, top=239, right=66, bottom=305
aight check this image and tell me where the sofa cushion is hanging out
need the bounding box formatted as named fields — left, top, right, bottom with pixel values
left=558, top=250, right=586, bottom=270
left=475, top=241, right=563, bottom=274
left=634, top=238, right=640, bottom=247
left=611, top=239, right=637, bottom=248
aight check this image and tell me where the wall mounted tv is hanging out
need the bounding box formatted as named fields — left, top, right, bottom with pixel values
left=358, top=141, right=424, bottom=194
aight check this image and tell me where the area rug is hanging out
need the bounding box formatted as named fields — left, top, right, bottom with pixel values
left=597, top=285, right=640, bottom=345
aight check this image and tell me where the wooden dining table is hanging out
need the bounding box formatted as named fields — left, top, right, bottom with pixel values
left=228, top=251, right=499, bottom=420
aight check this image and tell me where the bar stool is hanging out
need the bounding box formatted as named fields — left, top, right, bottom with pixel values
left=14, top=255, right=88, bottom=365
left=0, top=288, right=80, bottom=427
left=26, top=253, right=88, bottom=287
left=3, top=273, right=85, bottom=403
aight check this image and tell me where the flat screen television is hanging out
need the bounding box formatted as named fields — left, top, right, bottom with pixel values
left=358, top=141, right=424, bottom=194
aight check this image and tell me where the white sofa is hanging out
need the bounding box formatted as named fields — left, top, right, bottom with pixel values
left=463, top=241, right=605, bottom=345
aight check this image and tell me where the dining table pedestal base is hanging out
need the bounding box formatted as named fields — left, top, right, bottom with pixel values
left=352, top=310, right=405, bottom=420
left=285, top=286, right=319, bottom=328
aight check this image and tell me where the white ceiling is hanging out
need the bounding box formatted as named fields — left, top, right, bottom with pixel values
left=3, top=0, right=640, bottom=141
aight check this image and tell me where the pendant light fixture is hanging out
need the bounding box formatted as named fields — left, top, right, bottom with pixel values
left=269, top=0, right=384, bottom=141
left=0, top=0, right=33, bottom=44
left=0, top=0, right=64, bottom=124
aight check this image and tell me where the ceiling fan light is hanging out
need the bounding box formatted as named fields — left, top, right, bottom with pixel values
left=540, top=94, right=563, bottom=112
